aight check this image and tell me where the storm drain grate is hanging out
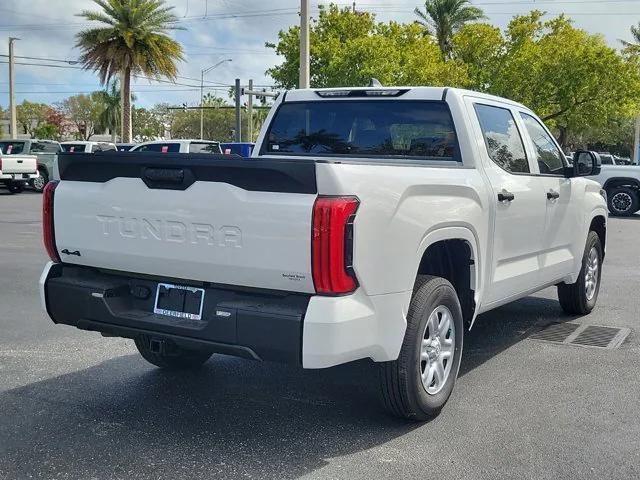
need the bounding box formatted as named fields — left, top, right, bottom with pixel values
left=529, top=323, right=630, bottom=349
left=530, top=322, right=580, bottom=343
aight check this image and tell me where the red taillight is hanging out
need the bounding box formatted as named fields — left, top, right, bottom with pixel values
left=312, top=196, right=359, bottom=295
left=43, top=181, right=60, bottom=263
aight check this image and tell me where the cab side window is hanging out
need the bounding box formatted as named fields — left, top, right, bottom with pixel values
left=474, top=104, right=530, bottom=174
left=520, top=113, right=566, bottom=175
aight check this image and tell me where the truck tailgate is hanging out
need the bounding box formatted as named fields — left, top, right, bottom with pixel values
left=53, top=153, right=317, bottom=293
left=0, top=154, right=37, bottom=174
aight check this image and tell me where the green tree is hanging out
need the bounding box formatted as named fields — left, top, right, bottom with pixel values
left=132, top=105, right=165, bottom=141
left=414, top=0, right=485, bottom=59
left=75, top=0, right=184, bottom=143
left=267, top=4, right=468, bottom=88
left=60, top=93, right=105, bottom=140
left=97, top=79, right=121, bottom=142
left=16, top=101, right=49, bottom=136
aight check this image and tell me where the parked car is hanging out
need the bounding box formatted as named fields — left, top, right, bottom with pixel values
left=588, top=162, right=640, bottom=215
left=60, top=141, right=117, bottom=153
left=0, top=151, right=38, bottom=193
left=40, top=86, right=607, bottom=420
left=220, top=142, right=255, bottom=157
left=116, top=143, right=136, bottom=152
left=129, top=139, right=221, bottom=154
left=0, top=139, right=61, bottom=192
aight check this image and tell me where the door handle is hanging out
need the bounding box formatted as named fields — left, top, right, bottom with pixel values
left=498, top=191, right=515, bottom=202
left=546, top=190, right=560, bottom=200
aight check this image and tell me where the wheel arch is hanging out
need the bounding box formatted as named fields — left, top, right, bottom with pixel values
left=413, top=226, right=481, bottom=329
left=603, top=177, right=640, bottom=191
left=589, top=214, right=607, bottom=259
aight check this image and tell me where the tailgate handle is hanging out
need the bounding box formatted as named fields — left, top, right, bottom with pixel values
left=142, top=167, right=194, bottom=190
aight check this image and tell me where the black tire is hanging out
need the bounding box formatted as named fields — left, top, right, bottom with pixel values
left=379, top=275, right=464, bottom=421
left=134, top=335, right=213, bottom=369
left=607, top=186, right=639, bottom=216
left=31, top=168, right=49, bottom=193
left=557, top=231, right=603, bottom=315
left=7, top=183, right=24, bottom=194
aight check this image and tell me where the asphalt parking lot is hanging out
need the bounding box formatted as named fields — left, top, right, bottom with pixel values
left=1, top=190, right=639, bottom=480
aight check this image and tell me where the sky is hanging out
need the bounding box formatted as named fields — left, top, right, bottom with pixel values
left=0, top=0, right=639, bottom=109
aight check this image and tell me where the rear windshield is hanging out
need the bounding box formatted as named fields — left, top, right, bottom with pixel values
left=134, top=143, right=181, bottom=153
left=189, top=142, right=221, bottom=154
left=0, top=142, right=25, bottom=155
left=61, top=144, right=88, bottom=153
left=263, top=100, right=459, bottom=161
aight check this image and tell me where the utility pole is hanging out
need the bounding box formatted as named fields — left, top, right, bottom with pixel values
left=352, top=1, right=356, bottom=13
left=247, top=79, right=253, bottom=142
left=8, top=37, right=19, bottom=138
left=234, top=78, right=241, bottom=142
left=299, top=0, right=310, bottom=88
left=634, top=115, right=640, bottom=165
left=199, top=59, right=232, bottom=140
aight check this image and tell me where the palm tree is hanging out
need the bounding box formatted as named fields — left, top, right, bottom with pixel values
left=97, top=80, right=121, bottom=142
left=414, top=0, right=485, bottom=59
left=75, top=0, right=183, bottom=143
left=621, top=23, right=640, bottom=54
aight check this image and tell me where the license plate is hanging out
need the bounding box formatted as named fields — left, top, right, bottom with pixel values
left=153, top=283, right=205, bottom=320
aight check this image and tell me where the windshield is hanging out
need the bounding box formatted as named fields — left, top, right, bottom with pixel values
left=0, top=141, right=25, bottom=155
left=264, top=100, right=459, bottom=161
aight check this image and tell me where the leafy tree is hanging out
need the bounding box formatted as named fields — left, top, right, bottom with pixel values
left=33, top=123, right=59, bottom=140
left=16, top=101, right=49, bottom=136
left=414, top=0, right=485, bottom=59
left=621, top=22, right=640, bottom=54
left=132, top=105, right=165, bottom=141
left=75, top=0, right=183, bottom=143
left=44, top=107, right=67, bottom=140
left=97, top=80, right=121, bottom=142
left=267, top=4, right=468, bottom=88
left=59, top=93, right=105, bottom=140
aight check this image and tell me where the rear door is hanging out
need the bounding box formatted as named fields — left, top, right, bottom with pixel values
left=517, top=111, right=581, bottom=282
left=467, top=100, right=546, bottom=305
left=52, top=153, right=318, bottom=293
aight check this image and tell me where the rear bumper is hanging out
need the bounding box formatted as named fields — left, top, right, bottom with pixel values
left=41, top=263, right=309, bottom=365
left=40, top=262, right=411, bottom=368
left=0, top=173, right=37, bottom=182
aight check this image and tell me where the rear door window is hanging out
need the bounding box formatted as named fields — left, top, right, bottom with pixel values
left=474, top=104, right=530, bottom=174
left=264, top=100, right=460, bottom=161
left=189, top=142, right=221, bottom=153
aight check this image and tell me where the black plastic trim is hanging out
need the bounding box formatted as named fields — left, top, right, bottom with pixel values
left=57, top=152, right=318, bottom=194
left=44, top=264, right=311, bottom=365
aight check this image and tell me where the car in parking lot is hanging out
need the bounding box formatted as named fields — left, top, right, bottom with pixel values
left=61, top=141, right=117, bottom=153
left=0, top=151, right=38, bottom=193
left=40, top=86, right=607, bottom=421
left=0, top=139, right=61, bottom=192
left=129, top=139, right=222, bottom=154
left=589, top=162, right=640, bottom=215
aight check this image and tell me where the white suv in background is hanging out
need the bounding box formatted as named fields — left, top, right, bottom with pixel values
left=61, top=141, right=117, bottom=153
left=130, top=140, right=222, bottom=154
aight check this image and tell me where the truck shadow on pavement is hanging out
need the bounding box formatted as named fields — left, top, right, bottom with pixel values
left=0, top=295, right=567, bottom=479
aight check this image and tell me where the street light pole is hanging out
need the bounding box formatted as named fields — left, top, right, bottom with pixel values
left=8, top=37, right=20, bottom=138
left=199, top=58, right=232, bottom=140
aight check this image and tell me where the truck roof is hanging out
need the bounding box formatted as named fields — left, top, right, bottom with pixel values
left=284, top=86, right=527, bottom=109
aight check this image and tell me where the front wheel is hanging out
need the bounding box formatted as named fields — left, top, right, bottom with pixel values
left=557, top=231, right=603, bottom=315
left=379, top=275, right=464, bottom=421
left=134, top=336, right=213, bottom=369
left=607, top=186, right=638, bottom=216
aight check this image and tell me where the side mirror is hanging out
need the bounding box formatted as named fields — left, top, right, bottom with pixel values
left=568, top=150, right=601, bottom=177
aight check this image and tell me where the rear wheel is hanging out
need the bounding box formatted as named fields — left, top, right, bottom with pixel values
left=32, top=169, right=49, bottom=193
left=134, top=335, right=213, bottom=369
left=557, top=231, right=602, bottom=315
left=607, top=186, right=638, bottom=216
left=379, top=275, right=464, bottom=421
left=7, top=182, right=24, bottom=194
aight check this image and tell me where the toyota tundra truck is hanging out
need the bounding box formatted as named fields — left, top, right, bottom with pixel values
left=0, top=151, right=38, bottom=193
left=39, top=87, right=607, bottom=420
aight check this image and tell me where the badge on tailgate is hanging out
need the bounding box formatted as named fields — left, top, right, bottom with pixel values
left=153, top=283, right=205, bottom=320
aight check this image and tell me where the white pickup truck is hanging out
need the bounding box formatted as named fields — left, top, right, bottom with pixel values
left=39, top=87, right=607, bottom=420
left=588, top=163, right=640, bottom=216
left=0, top=152, right=38, bottom=193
